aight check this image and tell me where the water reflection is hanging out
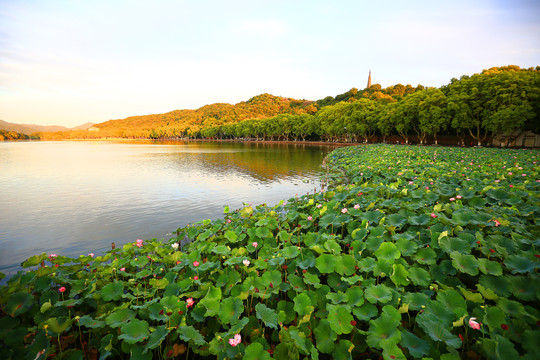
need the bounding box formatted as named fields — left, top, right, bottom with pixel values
left=0, top=140, right=336, bottom=278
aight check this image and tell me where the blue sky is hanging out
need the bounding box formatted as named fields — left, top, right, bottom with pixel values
left=1, top=0, right=539, bottom=127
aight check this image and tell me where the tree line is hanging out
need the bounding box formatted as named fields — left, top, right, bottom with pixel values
left=35, top=66, right=540, bottom=146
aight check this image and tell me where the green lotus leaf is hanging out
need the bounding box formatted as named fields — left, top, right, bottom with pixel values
left=494, top=334, right=520, bottom=359
left=365, top=284, right=393, bottom=304
left=211, top=245, right=230, bottom=255
left=22, top=253, right=47, bottom=268
left=144, top=325, right=168, bottom=351
left=436, top=290, right=467, bottom=318
left=334, top=255, right=356, bottom=276
left=497, top=298, right=525, bottom=317
left=244, top=342, right=271, bottom=360
left=261, top=269, right=282, bottom=288
left=458, top=287, right=483, bottom=303
left=277, top=300, right=296, bottom=325
left=327, top=304, right=354, bottom=335
left=505, top=254, right=537, bottom=274
left=478, top=258, right=503, bottom=276
left=326, top=291, right=348, bottom=304
left=289, top=328, right=308, bottom=353
left=178, top=325, right=206, bottom=346
left=315, top=254, right=336, bottom=274
left=314, top=319, right=337, bottom=354
left=324, top=239, right=341, bottom=254
left=44, top=316, right=73, bottom=334
left=396, top=237, right=419, bottom=256
left=149, top=277, right=169, bottom=290
left=200, top=285, right=222, bottom=317
left=522, top=329, right=540, bottom=355
left=353, top=303, right=378, bottom=321
left=483, top=307, right=506, bottom=331
left=409, top=214, right=431, bottom=226
left=468, top=197, right=486, bottom=208
left=100, top=281, right=124, bottom=301
left=375, top=242, right=401, bottom=261
left=413, top=247, right=437, bottom=265
left=403, top=292, right=429, bottom=311
left=255, top=303, right=278, bottom=329
left=105, top=308, right=135, bottom=328
left=366, top=307, right=401, bottom=349
left=450, top=251, right=479, bottom=276
left=486, top=188, right=511, bottom=202
left=303, top=272, right=321, bottom=288
left=130, top=256, right=149, bottom=268
left=255, top=226, right=272, bottom=239
left=390, top=263, right=410, bottom=287
left=416, top=318, right=461, bottom=348
left=224, top=230, right=238, bottom=242
left=362, top=211, right=383, bottom=223
left=78, top=315, right=105, bottom=329
left=407, top=266, right=431, bottom=287
left=511, top=276, right=539, bottom=301
left=333, top=339, right=354, bottom=360
left=5, top=292, right=33, bottom=317
left=400, top=330, right=430, bottom=358
left=451, top=211, right=474, bottom=226
left=479, top=275, right=512, bottom=297
left=439, top=236, right=470, bottom=254
left=386, top=214, right=407, bottom=228
left=282, top=245, right=300, bottom=259
left=346, top=286, right=364, bottom=307
left=218, top=297, right=243, bottom=325
left=293, top=293, right=314, bottom=316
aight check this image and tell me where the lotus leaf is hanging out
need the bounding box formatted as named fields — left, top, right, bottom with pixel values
left=255, top=303, right=278, bottom=329
left=327, top=304, right=354, bottom=335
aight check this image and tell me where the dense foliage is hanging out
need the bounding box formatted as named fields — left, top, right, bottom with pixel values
left=1, top=144, right=538, bottom=359
left=0, top=129, right=37, bottom=140
left=35, top=66, right=540, bottom=146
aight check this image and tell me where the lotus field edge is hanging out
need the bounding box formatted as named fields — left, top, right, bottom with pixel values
left=0, top=144, right=538, bottom=360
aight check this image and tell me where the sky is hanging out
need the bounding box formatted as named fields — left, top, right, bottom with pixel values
left=0, top=0, right=539, bottom=127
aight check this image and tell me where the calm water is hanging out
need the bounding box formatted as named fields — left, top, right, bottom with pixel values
left=0, top=140, right=335, bottom=277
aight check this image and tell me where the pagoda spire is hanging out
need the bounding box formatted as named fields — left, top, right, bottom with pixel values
left=367, top=70, right=372, bottom=88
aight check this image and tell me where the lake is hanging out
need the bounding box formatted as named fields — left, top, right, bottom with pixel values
left=0, top=140, right=336, bottom=277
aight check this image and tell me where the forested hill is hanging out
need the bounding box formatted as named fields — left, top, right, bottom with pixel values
left=35, top=65, right=540, bottom=145
left=92, top=94, right=317, bottom=139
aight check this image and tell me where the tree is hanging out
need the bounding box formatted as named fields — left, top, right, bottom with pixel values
left=417, top=88, right=450, bottom=145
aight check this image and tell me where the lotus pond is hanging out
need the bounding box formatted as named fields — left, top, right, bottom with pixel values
left=1, top=144, right=539, bottom=360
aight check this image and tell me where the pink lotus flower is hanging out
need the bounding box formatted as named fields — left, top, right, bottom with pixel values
left=409, top=181, right=414, bottom=185
left=193, top=261, right=200, bottom=267
left=431, top=213, right=437, bottom=218
left=468, top=317, right=481, bottom=330
left=425, top=186, right=429, bottom=190
left=307, top=216, right=313, bottom=221
left=243, top=259, right=250, bottom=266
left=252, top=242, right=258, bottom=248
left=135, top=239, right=143, bottom=248
left=495, top=179, right=500, bottom=183
left=522, top=174, right=526, bottom=177
left=450, top=197, right=456, bottom=201
left=186, top=298, right=194, bottom=308
left=316, top=204, right=322, bottom=208
left=119, top=267, right=125, bottom=271
left=49, top=254, right=57, bottom=259
left=59, top=287, right=66, bottom=293
left=227, top=219, right=232, bottom=223
left=509, top=184, right=513, bottom=188
left=508, top=172, right=513, bottom=175
left=456, top=195, right=462, bottom=199
left=194, top=276, right=199, bottom=280
left=493, top=219, right=501, bottom=227
left=341, top=208, right=348, bottom=214
left=171, top=243, right=179, bottom=250
left=88, top=253, right=94, bottom=257
left=354, top=204, right=360, bottom=210
left=229, top=334, right=241, bottom=347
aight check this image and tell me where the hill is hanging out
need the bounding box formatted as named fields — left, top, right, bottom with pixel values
left=0, top=120, right=94, bottom=135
